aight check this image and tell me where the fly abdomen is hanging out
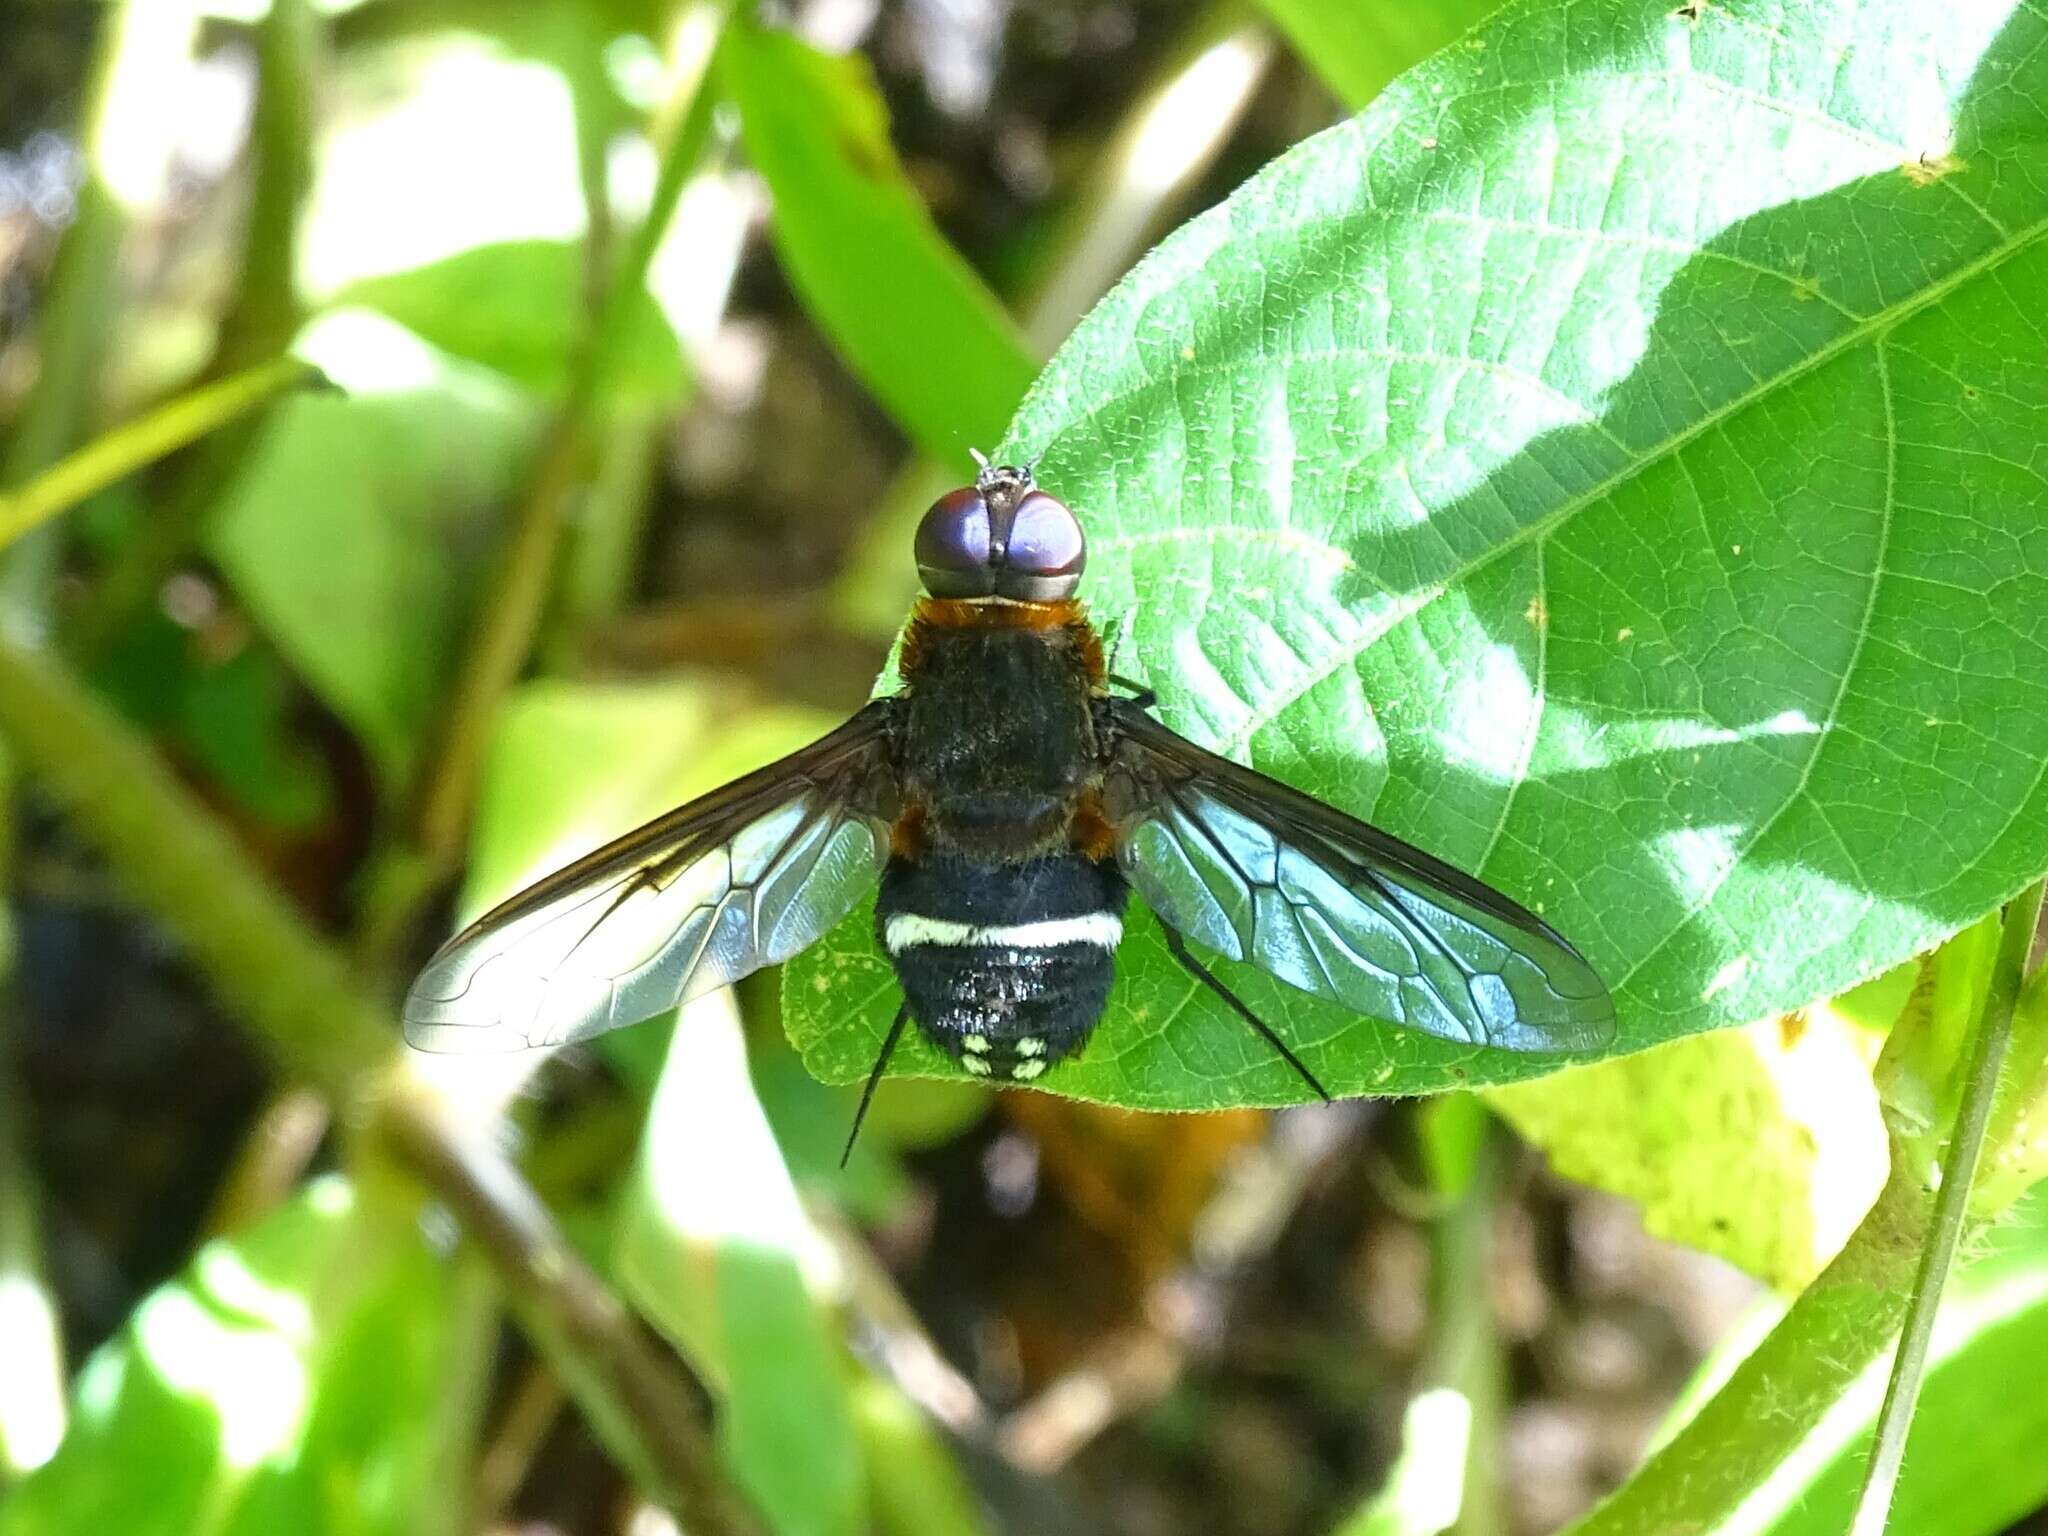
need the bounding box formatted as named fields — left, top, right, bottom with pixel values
left=877, top=851, right=1128, bottom=1080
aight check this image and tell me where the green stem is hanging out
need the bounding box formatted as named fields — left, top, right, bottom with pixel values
left=1848, top=877, right=2047, bottom=1534
left=1564, top=1164, right=1932, bottom=1536
left=0, top=635, right=756, bottom=1531
left=0, top=0, right=193, bottom=631
left=212, top=0, right=317, bottom=374
left=400, top=9, right=727, bottom=891
left=1425, top=1114, right=1503, bottom=1536
left=828, top=0, right=1275, bottom=644
left=1566, top=887, right=2048, bottom=1536
left=1019, top=1, right=1274, bottom=353
left=0, top=357, right=319, bottom=552
left=0, top=745, right=66, bottom=1483
left=70, top=0, right=319, bottom=657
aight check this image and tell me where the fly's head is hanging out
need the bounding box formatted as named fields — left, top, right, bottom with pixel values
left=914, top=460, right=1086, bottom=603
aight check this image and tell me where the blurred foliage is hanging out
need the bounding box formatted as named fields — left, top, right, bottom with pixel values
left=1, top=0, right=2046, bottom=1535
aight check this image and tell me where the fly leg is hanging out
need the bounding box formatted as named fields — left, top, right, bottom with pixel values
left=842, top=1000, right=913, bottom=1167
left=1159, top=926, right=1331, bottom=1101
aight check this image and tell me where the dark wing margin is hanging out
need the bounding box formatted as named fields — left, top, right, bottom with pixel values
left=1101, top=699, right=1615, bottom=1054
left=404, top=700, right=899, bottom=1053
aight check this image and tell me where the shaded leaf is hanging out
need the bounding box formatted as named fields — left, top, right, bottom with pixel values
left=208, top=313, right=534, bottom=784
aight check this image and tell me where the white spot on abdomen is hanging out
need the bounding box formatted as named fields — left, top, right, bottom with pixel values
left=885, top=911, right=1122, bottom=955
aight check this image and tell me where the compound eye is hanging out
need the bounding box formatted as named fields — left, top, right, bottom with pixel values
left=995, top=490, right=1086, bottom=600
left=914, top=487, right=995, bottom=597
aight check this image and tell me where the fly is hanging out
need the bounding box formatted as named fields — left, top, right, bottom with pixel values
left=403, top=460, right=1616, bottom=1152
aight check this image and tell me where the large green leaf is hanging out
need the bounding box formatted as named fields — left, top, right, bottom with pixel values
left=340, top=240, right=685, bottom=401
left=0, top=1179, right=465, bottom=1536
left=208, top=312, right=534, bottom=784
left=788, top=0, right=2048, bottom=1107
left=718, top=21, right=1036, bottom=460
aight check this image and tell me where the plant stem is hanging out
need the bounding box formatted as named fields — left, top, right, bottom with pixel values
left=69, top=0, right=320, bottom=658
left=828, top=0, right=1275, bottom=644
left=364, top=10, right=728, bottom=973
left=0, top=747, right=66, bottom=1483
left=212, top=0, right=318, bottom=374
left=1562, top=1162, right=1931, bottom=1536
left=0, top=0, right=196, bottom=632
left=1424, top=1110, right=1503, bottom=1536
left=1848, top=877, right=2047, bottom=1534
left=0, top=635, right=758, bottom=1532
left=0, top=357, right=320, bottom=552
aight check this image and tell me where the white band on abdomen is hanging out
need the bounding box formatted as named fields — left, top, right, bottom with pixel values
left=884, top=911, right=1123, bottom=955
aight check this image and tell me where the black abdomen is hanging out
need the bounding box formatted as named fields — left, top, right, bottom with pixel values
left=878, top=851, right=1127, bottom=1081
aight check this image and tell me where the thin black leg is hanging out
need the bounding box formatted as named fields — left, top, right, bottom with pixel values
left=1107, top=674, right=1156, bottom=709
left=842, top=1000, right=913, bottom=1167
left=1160, top=926, right=1331, bottom=1102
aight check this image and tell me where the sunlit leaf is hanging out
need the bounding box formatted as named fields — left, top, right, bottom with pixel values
left=340, top=241, right=685, bottom=401
left=301, top=30, right=589, bottom=294
left=619, top=998, right=866, bottom=1536
left=1252, top=0, right=1503, bottom=110
left=1651, top=1187, right=2048, bottom=1536
left=788, top=0, right=2048, bottom=1108
left=0, top=1179, right=464, bottom=1536
left=718, top=21, right=1036, bottom=460
left=1489, top=1010, right=1887, bottom=1288
left=207, top=313, right=534, bottom=784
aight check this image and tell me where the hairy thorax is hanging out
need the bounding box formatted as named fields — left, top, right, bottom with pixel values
left=896, top=599, right=1105, bottom=860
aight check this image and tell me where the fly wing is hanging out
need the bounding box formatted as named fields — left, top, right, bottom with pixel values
left=1101, top=699, right=1614, bottom=1054
left=404, top=701, right=898, bottom=1053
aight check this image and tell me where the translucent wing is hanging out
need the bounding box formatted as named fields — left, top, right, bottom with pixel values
left=1102, top=700, right=1614, bottom=1053
left=405, top=701, right=898, bottom=1053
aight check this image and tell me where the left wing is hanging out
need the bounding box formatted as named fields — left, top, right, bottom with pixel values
left=1100, top=698, right=1614, bottom=1054
left=405, top=701, right=898, bottom=1053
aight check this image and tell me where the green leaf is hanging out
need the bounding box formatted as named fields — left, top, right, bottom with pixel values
left=462, top=679, right=875, bottom=1535
left=300, top=28, right=592, bottom=296
left=1645, top=1186, right=2048, bottom=1536
left=91, top=611, right=331, bottom=831
left=1489, top=1012, right=1887, bottom=1288
left=788, top=0, right=2048, bottom=1108
left=0, top=1178, right=465, bottom=1536
left=1488, top=959, right=1914, bottom=1288
left=207, top=312, right=534, bottom=784
left=619, top=998, right=866, bottom=1536
left=339, top=241, right=685, bottom=400
left=1330, top=1388, right=1471, bottom=1536
left=1252, top=0, right=1504, bottom=110
left=718, top=21, right=1036, bottom=459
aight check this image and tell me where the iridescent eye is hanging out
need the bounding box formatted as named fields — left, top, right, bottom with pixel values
left=993, top=490, right=1086, bottom=600
left=915, top=487, right=995, bottom=597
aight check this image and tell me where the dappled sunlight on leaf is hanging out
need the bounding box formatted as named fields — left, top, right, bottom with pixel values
left=790, top=0, right=2048, bottom=1109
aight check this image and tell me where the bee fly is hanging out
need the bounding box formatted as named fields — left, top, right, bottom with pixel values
left=405, top=460, right=1615, bottom=1151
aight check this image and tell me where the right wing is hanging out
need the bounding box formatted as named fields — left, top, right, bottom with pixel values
left=1101, top=699, right=1614, bottom=1055
left=404, top=700, right=899, bottom=1053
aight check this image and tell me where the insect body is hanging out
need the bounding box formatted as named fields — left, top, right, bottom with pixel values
left=404, top=462, right=1615, bottom=1139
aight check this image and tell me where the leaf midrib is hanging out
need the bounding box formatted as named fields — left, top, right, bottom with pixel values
left=1218, top=211, right=2048, bottom=763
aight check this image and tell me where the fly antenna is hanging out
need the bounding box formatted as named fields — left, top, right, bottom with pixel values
left=968, top=446, right=992, bottom=473
left=842, top=1001, right=913, bottom=1167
